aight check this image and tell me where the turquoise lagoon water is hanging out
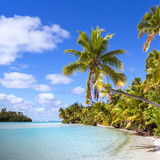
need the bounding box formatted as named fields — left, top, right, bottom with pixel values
left=0, top=122, right=129, bottom=160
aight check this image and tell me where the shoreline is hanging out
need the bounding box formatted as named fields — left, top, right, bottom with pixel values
left=149, top=137, right=160, bottom=155
left=97, top=124, right=160, bottom=159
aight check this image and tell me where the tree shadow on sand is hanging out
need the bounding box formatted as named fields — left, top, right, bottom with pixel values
left=130, top=145, right=160, bottom=152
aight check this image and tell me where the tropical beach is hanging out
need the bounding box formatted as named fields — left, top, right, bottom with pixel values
left=0, top=122, right=160, bottom=160
left=0, top=0, right=160, bottom=160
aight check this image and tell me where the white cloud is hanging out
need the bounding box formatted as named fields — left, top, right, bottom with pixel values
left=63, top=104, right=68, bottom=108
left=33, top=84, right=51, bottom=92
left=0, top=93, right=35, bottom=111
left=13, top=101, right=35, bottom=110
left=0, top=72, right=51, bottom=92
left=35, top=93, right=67, bottom=119
left=0, top=15, right=70, bottom=65
left=51, top=108, right=60, bottom=112
left=46, top=74, right=73, bottom=84
left=36, top=93, right=55, bottom=106
left=0, top=93, right=23, bottom=104
left=34, top=107, right=45, bottom=112
left=9, top=64, right=29, bottom=71
left=35, top=93, right=65, bottom=109
left=53, top=100, right=62, bottom=106
left=71, top=87, right=85, bottom=95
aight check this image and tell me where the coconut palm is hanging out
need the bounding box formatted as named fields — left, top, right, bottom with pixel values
left=59, top=108, right=65, bottom=119
left=103, top=81, right=160, bottom=108
left=146, top=49, right=160, bottom=84
left=63, top=26, right=126, bottom=104
left=140, top=49, right=160, bottom=93
left=124, top=78, right=147, bottom=132
left=138, top=5, right=160, bottom=52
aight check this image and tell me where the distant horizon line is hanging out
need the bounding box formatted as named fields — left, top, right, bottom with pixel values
left=32, top=120, right=62, bottom=122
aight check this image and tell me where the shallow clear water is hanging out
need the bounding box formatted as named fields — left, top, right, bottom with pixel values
left=0, top=122, right=128, bottom=160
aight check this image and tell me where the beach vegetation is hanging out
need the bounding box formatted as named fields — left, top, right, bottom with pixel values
left=60, top=5, right=160, bottom=137
left=0, top=108, right=32, bottom=122
left=60, top=49, right=160, bottom=136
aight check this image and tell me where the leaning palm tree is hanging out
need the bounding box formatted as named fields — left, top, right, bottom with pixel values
left=63, top=26, right=126, bottom=104
left=102, top=80, right=160, bottom=108
left=138, top=5, right=160, bottom=52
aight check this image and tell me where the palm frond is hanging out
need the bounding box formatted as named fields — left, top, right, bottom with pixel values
left=101, top=56, right=124, bottom=71
left=101, top=64, right=126, bottom=86
left=78, top=52, right=91, bottom=63
left=64, top=49, right=81, bottom=58
left=77, top=31, right=91, bottom=52
left=126, top=122, right=132, bottom=129
left=96, top=33, right=114, bottom=56
left=152, top=67, right=160, bottom=83
left=101, top=49, right=126, bottom=58
left=150, top=6, right=157, bottom=14
left=63, top=62, right=88, bottom=76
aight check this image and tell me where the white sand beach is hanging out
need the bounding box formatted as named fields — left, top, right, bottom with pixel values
left=116, top=134, right=160, bottom=160
left=97, top=125, right=160, bottom=160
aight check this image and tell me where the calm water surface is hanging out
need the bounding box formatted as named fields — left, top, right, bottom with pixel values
left=0, top=122, right=128, bottom=160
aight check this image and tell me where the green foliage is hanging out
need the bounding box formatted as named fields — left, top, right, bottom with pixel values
left=59, top=103, right=84, bottom=124
left=59, top=76, right=160, bottom=136
left=0, top=108, right=32, bottom=122
left=146, top=90, right=160, bottom=104
left=145, top=50, right=160, bottom=84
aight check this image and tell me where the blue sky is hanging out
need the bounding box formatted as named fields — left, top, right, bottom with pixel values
left=0, top=0, right=159, bottom=121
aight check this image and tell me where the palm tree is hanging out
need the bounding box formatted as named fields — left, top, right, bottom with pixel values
left=103, top=82, right=160, bottom=108
left=59, top=108, right=65, bottom=119
left=138, top=5, right=160, bottom=52
left=140, top=49, right=160, bottom=93
left=145, top=49, right=160, bottom=84
left=63, top=26, right=126, bottom=104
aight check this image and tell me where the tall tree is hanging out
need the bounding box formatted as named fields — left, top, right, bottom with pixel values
left=63, top=26, right=126, bottom=104
left=138, top=5, right=160, bottom=52
left=145, top=49, right=160, bottom=84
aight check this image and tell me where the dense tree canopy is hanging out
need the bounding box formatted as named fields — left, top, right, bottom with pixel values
left=59, top=77, right=160, bottom=137
left=0, top=108, right=32, bottom=122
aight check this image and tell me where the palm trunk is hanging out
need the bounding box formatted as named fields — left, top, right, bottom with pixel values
left=89, top=72, right=93, bottom=104
left=131, top=122, right=138, bottom=132
left=143, top=32, right=156, bottom=52
left=105, top=87, right=160, bottom=109
left=146, top=124, right=153, bottom=136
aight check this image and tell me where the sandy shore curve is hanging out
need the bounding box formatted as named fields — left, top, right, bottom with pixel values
left=97, top=124, right=160, bottom=160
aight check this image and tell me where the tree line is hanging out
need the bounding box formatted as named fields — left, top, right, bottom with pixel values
left=0, top=108, right=32, bottom=122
